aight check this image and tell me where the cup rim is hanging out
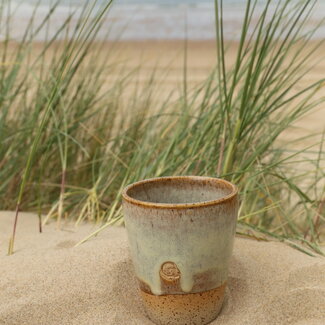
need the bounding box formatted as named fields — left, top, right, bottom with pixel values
left=122, top=176, right=238, bottom=209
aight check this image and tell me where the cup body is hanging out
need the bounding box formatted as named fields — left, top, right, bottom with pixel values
left=122, top=176, right=238, bottom=325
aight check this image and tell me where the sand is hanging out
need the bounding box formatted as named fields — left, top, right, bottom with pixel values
left=9, top=39, right=325, bottom=145
left=101, top=40, right=325, bottom=140
left=0, top=211, right=324, bottom=325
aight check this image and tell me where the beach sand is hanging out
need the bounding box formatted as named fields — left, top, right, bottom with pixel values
left=94, top=40, right=324, bottom=147
left=12, top=39, right=325, bottom=144
left=1, top=211, right=324, bottom=325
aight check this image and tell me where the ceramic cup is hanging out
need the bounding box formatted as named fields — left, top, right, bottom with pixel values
left=122, top=176, right=238, bottom=325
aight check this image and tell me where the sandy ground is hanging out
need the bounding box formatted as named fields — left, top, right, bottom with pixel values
left=0, top=211, right=324, bottom=325
left=10, top=39, right=324, bottom=145
left=103, top=40, right=325, bottom=145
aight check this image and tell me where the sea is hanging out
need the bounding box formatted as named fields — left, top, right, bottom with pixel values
left=1, top=0, right=324, bottom=41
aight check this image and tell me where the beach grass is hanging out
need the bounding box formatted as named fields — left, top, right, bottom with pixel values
left=1, top=0, right=324, bottom=255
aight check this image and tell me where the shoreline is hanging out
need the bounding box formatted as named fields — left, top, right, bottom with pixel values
left=4, top=0, right=325, bottom=42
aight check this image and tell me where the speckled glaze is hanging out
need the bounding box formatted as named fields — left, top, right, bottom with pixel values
left=122, top=176, right=238, bottom=325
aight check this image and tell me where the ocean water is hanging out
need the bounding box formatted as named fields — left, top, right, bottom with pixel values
left=2, top=0, right=324, bottom=41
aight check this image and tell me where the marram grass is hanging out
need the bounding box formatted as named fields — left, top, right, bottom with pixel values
left=0, top=0, right=324, bottom=255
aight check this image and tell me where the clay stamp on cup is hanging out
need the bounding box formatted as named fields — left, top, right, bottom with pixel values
left=160, top=262, right=181, bottom=282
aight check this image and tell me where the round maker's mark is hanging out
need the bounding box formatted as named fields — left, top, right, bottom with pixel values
left=160, top=262, right=181, bottom=282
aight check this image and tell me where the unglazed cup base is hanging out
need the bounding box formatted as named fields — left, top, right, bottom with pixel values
left=140, top=283, right=226, bottom=325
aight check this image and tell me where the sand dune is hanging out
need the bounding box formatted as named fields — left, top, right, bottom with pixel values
left=0, top=211, right=324, bottom=325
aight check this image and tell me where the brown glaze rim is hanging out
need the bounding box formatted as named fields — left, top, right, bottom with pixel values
left=122, top=176, right=238, bottom=209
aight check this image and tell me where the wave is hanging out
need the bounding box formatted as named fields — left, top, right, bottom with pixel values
left=2, top=0, right=325, bottom=41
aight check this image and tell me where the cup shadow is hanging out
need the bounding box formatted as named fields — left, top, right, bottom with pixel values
left=108, top=258, right=153, bottom=324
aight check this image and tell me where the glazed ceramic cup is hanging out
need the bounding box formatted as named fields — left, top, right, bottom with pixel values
left=122, top=176, right=238, bottom=325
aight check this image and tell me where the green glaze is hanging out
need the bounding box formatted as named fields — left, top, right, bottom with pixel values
left=122, top=176, right=238, bottom=296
